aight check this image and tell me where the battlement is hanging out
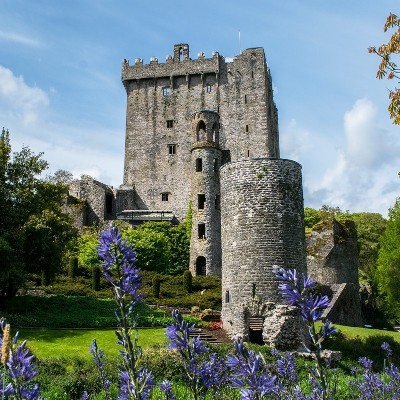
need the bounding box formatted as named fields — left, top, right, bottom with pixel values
left=122, top=43, right=222, bottom=82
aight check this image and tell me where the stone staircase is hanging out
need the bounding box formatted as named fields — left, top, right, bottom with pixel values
left=189, top=327, right=224, bottom=344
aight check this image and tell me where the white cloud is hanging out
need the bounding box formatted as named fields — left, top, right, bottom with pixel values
left=0, top=66, right=49, bottom=125
left=0, top=30, right=42, bottom=47
left=307, top=98, right=400, bottom=216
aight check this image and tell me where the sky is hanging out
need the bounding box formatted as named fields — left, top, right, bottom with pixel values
left=1, top=0, right=400, bottom=217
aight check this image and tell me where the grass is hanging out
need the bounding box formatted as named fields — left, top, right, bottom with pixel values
left=17, top=328, right=166, bottom=360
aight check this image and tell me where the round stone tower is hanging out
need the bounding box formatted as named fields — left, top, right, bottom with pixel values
left=189, top=110, right=222, bottom=276
left=220, top=158, right=307, bottom=348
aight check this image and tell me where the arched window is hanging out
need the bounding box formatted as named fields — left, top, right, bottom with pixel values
left=212, top=122, right=219, bottom=143
left=196, top=256, right=206, bottom=275
left=179, top=48, right=184, bottom=62
left=196, top=120, right=206, bottom=141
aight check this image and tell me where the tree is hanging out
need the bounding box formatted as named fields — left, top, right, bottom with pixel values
left=376, top=198, right=400, bottom=315
left=0, top=128, right=77, bottom=295
left=304, top=207, right=322, bottom=229
left=369, top=13, right=400, bottom=124
left=46, top=169, right=74, bottom=185
left=343, top=212, right=386, bottom=286
left=123, top=227, right=172, bottom=273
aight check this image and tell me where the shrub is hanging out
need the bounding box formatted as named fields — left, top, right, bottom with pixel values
left=152, top=276, right=161, bottom=299
left=183, top=270, right=192, bottom=293
left=92, top=266, right=101, bottom=291
left=68, top=257, right=79, bottom=278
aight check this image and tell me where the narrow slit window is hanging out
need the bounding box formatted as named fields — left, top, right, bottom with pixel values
left=244, top=94, right=247, bottom=104
left=198, top=194, right=206, bottom=209
left=215, top=194, right=220, bottom=210
left=162, top=87, right=171, bottom=96
left=213, top=158, right=218, bottom=172
left=206, top=84, right=212, bottom=93
left=247, top=150, right=250, bottom=157
left=166, top=120, right=174, bottom=128
left=246, top=125, right=249, bottom=132
left=161, top=193, right=169, bottom=201
left=225, top=290, right=230, bottom=303
left=198, top=223, right=206, bottom=239
left=168, top=144, right=176, bottom=155
left=196, top=158, right=203, bottom=172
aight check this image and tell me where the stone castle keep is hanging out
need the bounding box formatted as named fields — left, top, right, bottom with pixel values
left=68, top=43, right=362, bottom=346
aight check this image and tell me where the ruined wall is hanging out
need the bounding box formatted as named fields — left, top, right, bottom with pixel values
left=121, top=43, right=279, bottom=221
left=306, top=219, right=359, bottom=285
left=68, top=177, right=116, bottom=226
left=306, top=219, right=362, bottom=326
left=220, top=158, right=307, bottom=344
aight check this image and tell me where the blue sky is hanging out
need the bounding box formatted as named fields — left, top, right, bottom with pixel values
left=1, top=0, right=399, bottom=217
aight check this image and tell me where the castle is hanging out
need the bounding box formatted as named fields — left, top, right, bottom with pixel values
left=68, top=43, right=362, bottom=347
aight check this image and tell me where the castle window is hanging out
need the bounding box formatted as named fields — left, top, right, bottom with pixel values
left=215, top=194, right=220, bottom=210
left=244, top=94, right=247, bottom=104
left=247, top=150, right=250, bottom=157
left=105, top=193, right=113, bottom=215
left=196, top=256, right=206, bottom=275
left=196, top=158, right=203, bottom=172
left=196, top=120, right=207, bottom=141
left=213, top=158, right=218, bottom=172
left=162, top=87, right=171, bottom=96
left=206, top=84, right=212, bottom=93
left=198, top=223, right=206, bottom=239
left=161, top=193, right=169, bottom=201
left=252, top=283, right=256, bottom=298
left=198, top=194, right=206, bottom=209
left=225, top=290, right=230, bottom=303
left=168, top=144, right=176, bottom=155
left=179, top=48, right=184, bottom=62
left=251, top=71, right=254, bottom=79
left=166, top=120, right=174, bottom=128
left=246, top=125, right=249, bottom=133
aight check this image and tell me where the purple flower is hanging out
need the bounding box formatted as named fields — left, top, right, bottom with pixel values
left=118, top=368, right=155, bottom=400
left=381, top=341, right=393, bottom=358
left=98, top=226, right=142, bottom=302
left=159, top=380, right=175, bottom=400
left=1, top=336, right=40, bottom=400
left=227, top=338, right=278, bottom=399
left=96, top=226, right=154, bottom=400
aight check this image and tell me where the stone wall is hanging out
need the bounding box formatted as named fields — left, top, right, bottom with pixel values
left=220, top=158, right=307, bottom=344
left=307, top=219, right=359, bottom=285
left=68, top=177, right=116, bottom=227
left=121, top=43, right=279, bottom=221
left=306, top=219, right=362, bottom=326
left=189, top=111, right=222, bottom=276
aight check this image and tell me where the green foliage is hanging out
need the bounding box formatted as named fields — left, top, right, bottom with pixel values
left=340, top=212, right=386, bottom=285
left=24, top=209, right=77, bottom=284
left=183, top=270, right=193, bottom=293
left=123, top=226, right=172, bottom=273
left=76, top=221, right=190, bottom=276
left=369, top=13, right=400, bottom=124
left=377, top=198, right=400, bottom=317
left=92, top=266, right=101, bottom=291
left=152, top=277, right=161, bottom=298
left=304, top=207, right=322, bottom=229
left=68, top=257, right=79, bottom=278
left=0, top=128, right=77, bottom=296
left=77, top=229, right=101, bottom=272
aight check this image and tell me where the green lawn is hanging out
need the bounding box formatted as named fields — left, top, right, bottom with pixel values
left=334, top=323, right=400, bottom=341
left=18, top=328, right=167, bottom=360
left=17, top=323, right=400, bottom=363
